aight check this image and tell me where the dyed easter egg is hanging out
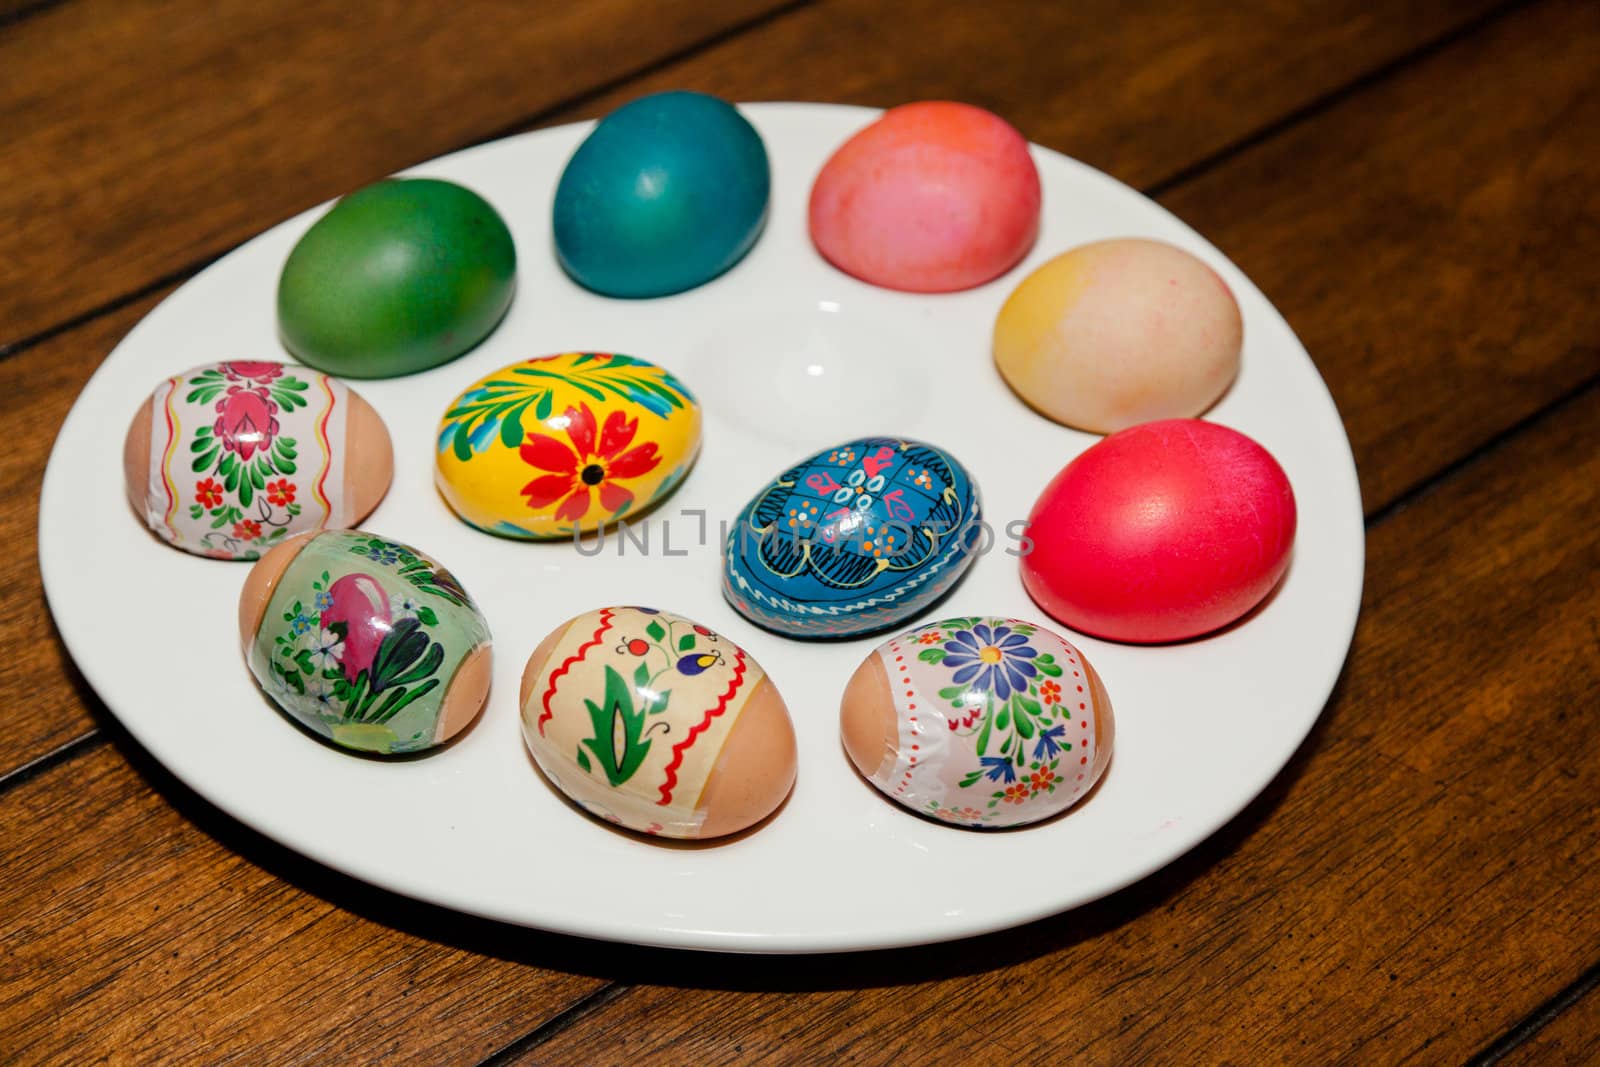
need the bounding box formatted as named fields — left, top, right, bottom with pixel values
left=122, top=360, right=392, bottom=561
left=521, top=607, right=796, bottom=839
left=1021, top=420, right=1296, bottom=643
left=841, top=616, right=1114, bottom=829
left=278, top=178, right=516, bottom=378
left=239, top=530, right=493, bottom=755
left=994, top=238, right=1243, bottom=434
left=553, top=91, right=770, bottom=298
left=809, top=101, right=1041, bottom=292
left=723, top=438, right=981, bottom=638
left=435, top=352, right=701, bottom=538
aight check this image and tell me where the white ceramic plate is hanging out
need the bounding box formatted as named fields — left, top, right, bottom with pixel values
left=40, top=104, right=1363, bottom=953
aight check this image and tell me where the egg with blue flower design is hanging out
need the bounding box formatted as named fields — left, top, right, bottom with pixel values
left=435, top=353, right=701, bottom=538
left=722, top=437, right=981, bottom=638
left=840, top=616, right=1115, bottom=829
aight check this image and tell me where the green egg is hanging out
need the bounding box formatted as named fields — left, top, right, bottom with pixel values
left=278, top=178, right=517, bottom=378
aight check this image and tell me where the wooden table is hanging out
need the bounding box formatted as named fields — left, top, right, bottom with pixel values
left=4, top=1, right=1597, bottom=1062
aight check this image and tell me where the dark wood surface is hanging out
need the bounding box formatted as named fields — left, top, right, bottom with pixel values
left=5, top=1, right=1597, bottom=1062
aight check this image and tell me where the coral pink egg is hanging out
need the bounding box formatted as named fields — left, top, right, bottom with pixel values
left=808, top=101, right=1041, bottom=292
left=1020, top=420, right=1296, bottom=643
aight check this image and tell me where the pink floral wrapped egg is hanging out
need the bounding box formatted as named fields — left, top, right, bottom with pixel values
left=123, top=360, right=392, bottom=560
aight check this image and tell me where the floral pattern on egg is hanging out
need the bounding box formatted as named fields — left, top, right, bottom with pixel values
left=842, top=616, right=1114, bottom=829
left=244, top=530, right=492, bottom=755
left=521, top=607, right=795, bottom=839
left=127, top=360, right=391, bottom=560
left=723, top=438, right=981, bottom=637
left=435, top=353, right=701, bottom=539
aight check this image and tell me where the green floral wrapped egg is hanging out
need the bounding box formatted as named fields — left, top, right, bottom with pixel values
left=239, top=530, right=492, bottom=755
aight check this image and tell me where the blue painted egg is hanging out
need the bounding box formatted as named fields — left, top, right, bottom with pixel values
left=553, top=91, right=770, bottom=298
left=723, top=438, right=983, bottom=638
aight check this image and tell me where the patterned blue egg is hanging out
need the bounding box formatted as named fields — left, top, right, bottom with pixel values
left=723, top=438, right=982, bottom=638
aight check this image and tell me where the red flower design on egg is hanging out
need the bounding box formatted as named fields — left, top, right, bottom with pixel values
left=266, top=479, right=296, bottom=506
left=519, top=403, right=662, bottom=523
left=194, top=478, right=224, bottom=509
left=232, top=519, right=262, bottom=540
left=222, top=361, right=284, bottom=384
left=213, top=386, right=279, bottom=461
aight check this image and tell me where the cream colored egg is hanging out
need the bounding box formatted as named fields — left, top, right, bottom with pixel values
left=993, top=238, right=1242, bottom=434
left=521, top=607, right=796, bottom=840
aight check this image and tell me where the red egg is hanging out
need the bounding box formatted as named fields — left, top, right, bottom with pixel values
left=808, top=101, right=1041, bottom=292
left=1020, top=420, right=1296, bottom=643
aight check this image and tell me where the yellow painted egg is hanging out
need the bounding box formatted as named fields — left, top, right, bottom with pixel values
left=435, top=352, right=702, bottom=538
left=993, top=238, right=1242, bottom=434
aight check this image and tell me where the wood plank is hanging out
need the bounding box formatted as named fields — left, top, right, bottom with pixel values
left=1501, top=988, right=1600, bottom=1066
left=0, top=741, right=605, bottom=1064
left=0, top=0, right=800, bottom=348
left=549, top=0, right=1501, bottom=191
left=0, top=293, right=167, bottom=778
left=505, top=386, right=1600, bottom=1063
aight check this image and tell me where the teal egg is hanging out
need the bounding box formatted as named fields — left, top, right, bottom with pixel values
left=553, top=92, right=770, bottom=298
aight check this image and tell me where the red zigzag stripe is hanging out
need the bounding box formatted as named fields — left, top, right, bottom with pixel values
left=657, top=646, right=747, bottom=807
left=538, top=608, right=615, bottom=736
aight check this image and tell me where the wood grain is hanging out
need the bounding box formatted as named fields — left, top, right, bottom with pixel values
left=0, top=740, right=610, bottom=1065
left=0, top=0, right=799, bottom=349
left=510, top=389, right=1600, bottom=1066
left=0, top=293, right=167, bottom=779
left=1501, top=984, right=1600, bottom=1065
